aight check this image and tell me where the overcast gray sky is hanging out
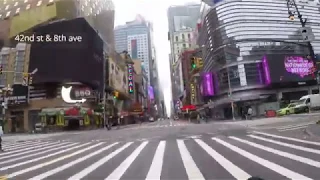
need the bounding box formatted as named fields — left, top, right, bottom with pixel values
left=114, top=0, right=200, bottom=115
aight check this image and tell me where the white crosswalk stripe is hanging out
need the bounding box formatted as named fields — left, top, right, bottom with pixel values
left=247, top=122, right=316, bottom=131
left=128, top=123, right=191, bottom=130
left=275, top=122, right=315, bottom=131
left=0, top=132, right=320, bottom=179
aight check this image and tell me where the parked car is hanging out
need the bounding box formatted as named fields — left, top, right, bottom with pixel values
left=277, top=103, right=296, bottom=116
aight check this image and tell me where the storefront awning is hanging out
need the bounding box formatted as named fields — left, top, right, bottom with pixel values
left=181, top=104, right=197, bottom=111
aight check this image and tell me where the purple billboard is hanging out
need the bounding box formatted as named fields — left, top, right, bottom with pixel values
left=148, top=86, right=154, bottom=100
left=262, top=55, right=316, bottom=84
left=201, top=72, right=214, bottom=96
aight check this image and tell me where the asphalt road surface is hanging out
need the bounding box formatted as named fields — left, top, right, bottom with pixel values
left=1, top=118, right=320, bottom=180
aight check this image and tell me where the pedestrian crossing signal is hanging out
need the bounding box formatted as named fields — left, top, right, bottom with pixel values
left=28, top=76, right=33, bottom=85
left=22, top=73, right=28, bottom=86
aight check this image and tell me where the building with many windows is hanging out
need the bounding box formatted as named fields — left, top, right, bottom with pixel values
left=199, top=0, right=320, bottom=119
left=115, top=15, right=162, bottom=115
left=167, top=4, right=200, bottom=111
left=114, top=15, right=153, bottom=86
left=0, top=0, right=115, bottom=133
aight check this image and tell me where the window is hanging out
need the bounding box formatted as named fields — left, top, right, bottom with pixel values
left=245, top=63, right=263, bottom=85
left=182, top=34, right=185, bottom=40
left=175, top=36, right=178, bottom=42
left=183, top=44, right=186, bottom=48
left=188, top=33, right=191, bottom=39
left=14, top=51, right=25, bottom=83
left=0, top=54, right=9, bottom=86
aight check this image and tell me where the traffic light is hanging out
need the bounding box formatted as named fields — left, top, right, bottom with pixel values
left=113, top=91, right=119, bottom=99
left=288, top=11, right=294, bottom=20
left=191, top=57, right=196, bottom=69
left=22, top=73, right=28, bottom=86
left=0, top=65, right=2, bottom=74
left=28, top=76, right=33, bottom=85
left=197, top=58, right=203, bottom=68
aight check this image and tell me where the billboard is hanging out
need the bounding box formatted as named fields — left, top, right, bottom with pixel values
left=262, top=55, right=317, bottom=85
left=148, top=86, right=154, bottom=100
left=28, top=18, right=104, bottom=91
left=201, top=72, right=214, bottom=96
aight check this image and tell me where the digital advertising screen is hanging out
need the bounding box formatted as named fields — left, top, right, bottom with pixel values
left=28, top=18, right=104, bottom=91
left=262, top=55, right=317, bottom=85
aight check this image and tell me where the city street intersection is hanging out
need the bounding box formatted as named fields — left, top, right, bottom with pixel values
left=1, top=117, right=320, bottom=180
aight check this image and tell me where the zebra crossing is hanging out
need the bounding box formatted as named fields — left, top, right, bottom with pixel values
left=274, top=122, right=316, bottom=131
left=1, top=131, right=320, bottom=179
left=245, top=121, right=317, bottom=132
left=128, top=123, right=190, bottom=130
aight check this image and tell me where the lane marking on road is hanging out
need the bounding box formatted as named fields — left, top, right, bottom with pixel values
left=105, top=141, right=148, bottom=180
left=252, top=131, right=320, bottom=146
left=2, top=141, right=52, bottom=151
left=177, top=139, right=205, bottom=180
left=0, top=142, right=77, bottom=165
left=0, top=141, right=60, bottom=158
left=146, top=141, right=166, bottom=180
left=68, top=142, right=133, bottom=180
left=278, top=126, right=308, bottom=132
left=0, top=142, right=90, bottom=171
left=212, top=137, right=312, bottom=180
left=6, top=142, right=105, bottom=178
left=276, top=122, right=315, bottom=130
left=2, top=140, right=43, bottom=148
left=178, top=139, right=205, bottom=180
left=196, top=139, right=249, bottom=180
left=28, top=142, right=119, bottom=180
left=230, top=136, right=320, bottom=168
left=248, top=135, right=320, bottom=154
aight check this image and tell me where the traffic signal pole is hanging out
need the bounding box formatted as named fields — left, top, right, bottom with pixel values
left=286, top=0, right=318, bottom=92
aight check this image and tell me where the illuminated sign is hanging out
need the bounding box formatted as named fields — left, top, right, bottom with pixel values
left=61, top=86, right=86, bottom=103
left=284, top=56, right=315, bottom=78
left=190, top=83, right=195, bottom=100
left=128, top=64, right=134, bottom=93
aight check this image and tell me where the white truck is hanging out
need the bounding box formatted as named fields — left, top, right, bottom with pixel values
left=294, top=94, right=320, bottom=113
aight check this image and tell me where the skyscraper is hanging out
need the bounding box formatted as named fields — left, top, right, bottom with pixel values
left=114, top=15, right=153, bottom=86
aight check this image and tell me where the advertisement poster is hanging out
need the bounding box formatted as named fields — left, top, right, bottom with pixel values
left=262, top=55, right=316, bottom=84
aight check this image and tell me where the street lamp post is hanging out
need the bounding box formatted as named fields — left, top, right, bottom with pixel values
left=103, top=53, right=108, bottom=129
left=287, top=0, right=317, bottom=78
left=227, top=67, right=236, bottom=120
left=287, top=0, right=315, bottom=58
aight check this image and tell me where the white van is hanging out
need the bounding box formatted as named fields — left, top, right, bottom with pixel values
left=294, top=94, right=320, bottom=113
